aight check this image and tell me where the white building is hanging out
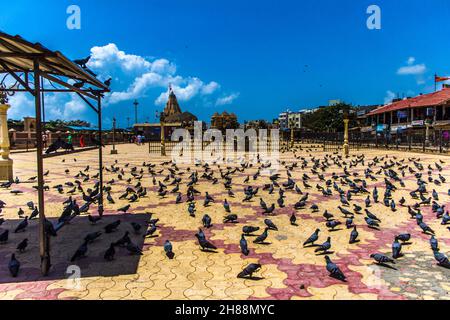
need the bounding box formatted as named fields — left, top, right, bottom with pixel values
left=278, top=109, right=303, bottom=129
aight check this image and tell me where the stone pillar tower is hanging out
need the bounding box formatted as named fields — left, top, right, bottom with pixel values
left=0, top=104, right=13, bottom=181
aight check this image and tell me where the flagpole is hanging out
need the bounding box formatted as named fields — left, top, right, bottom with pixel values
left=435, top=73, right=437, bottom=92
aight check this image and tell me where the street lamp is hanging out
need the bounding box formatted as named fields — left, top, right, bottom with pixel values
left=289, top=118, right=295, bottom=149
left=157, top=110, right=166, bottom=156
left=133, top=99, right=139, bottom=124
left=110, top=117, right=118, bottom=155
left=342, top=110, right=350, bottom=157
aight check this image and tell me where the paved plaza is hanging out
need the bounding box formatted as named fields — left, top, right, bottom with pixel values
left=0, top=144, right=448, bottom=300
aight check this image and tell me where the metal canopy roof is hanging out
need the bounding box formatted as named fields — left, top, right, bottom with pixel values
left=0, top=31, right=108, bottom=91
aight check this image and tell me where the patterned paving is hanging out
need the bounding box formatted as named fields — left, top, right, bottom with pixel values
left=0, top=144, right=448, bottom=300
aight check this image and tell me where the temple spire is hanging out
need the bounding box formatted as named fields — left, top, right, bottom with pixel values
left=163, top=85, right=182, bottom=117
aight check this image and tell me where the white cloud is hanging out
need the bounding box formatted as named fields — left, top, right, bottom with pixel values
left=216, top=93, right=240, bottom=106
left=6, top=43, right=234, bottom=122
left=201, top=81, right=220, bottom=95
left=8, top=92, right=35, bottom=119
left=407, top=57, right=415, bottom=65
left=88, top=43, right=152, bottom=74
left=384, top=90, right=396, bottom=105
left=397, top=64, right=427, bottom=75
left=88, top=43, right=221, bottom=106
left=397, top=56, right=426, bottom=76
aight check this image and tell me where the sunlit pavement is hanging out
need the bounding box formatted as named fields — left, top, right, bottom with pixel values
left=0, top=144, right=448, bottom=300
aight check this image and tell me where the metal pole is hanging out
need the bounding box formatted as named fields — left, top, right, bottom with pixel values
left=343, top=117, right=349, bottom=157
left=161, top=120, right=166, bottom=156
left=111, top=117, right=117, bottom=155
left=133, top=100, right=139, bottom=124
left=98, top=96, right=104, bottom=217
left=34, top=59, right=50, bottom=276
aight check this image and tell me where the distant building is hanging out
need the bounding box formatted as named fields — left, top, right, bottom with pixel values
left=328, top=99, right=342, bottom=106
left=24, top=117, right=36, bottom=132
left=278, top=110, right=303, bottom=130
left=133, top=86, right=197, bottom=140
left=162, top=87, right=198, bottom=124
left=365, top=87, right=450, bottom=135
left=211, top=111, right=239, bottom=132
left=353, top=105, right=382, bottom=132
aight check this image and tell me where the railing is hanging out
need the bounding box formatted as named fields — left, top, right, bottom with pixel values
left=9, top=132, right=132, bottom=151
left=136, top=130, right=449, bottom=155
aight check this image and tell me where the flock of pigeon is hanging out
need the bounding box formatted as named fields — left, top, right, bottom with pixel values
left=0, top=149, right=449, bottom=293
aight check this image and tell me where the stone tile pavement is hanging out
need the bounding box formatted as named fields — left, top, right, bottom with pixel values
left=0, top=144, right=447, bottom=300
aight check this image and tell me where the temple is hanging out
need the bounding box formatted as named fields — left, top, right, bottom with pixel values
left=163, top=86, right=198, bottom=123
left=133, top=86, right=197, bottom=139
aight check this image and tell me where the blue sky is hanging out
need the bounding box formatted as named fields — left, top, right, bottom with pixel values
left=1, top=0, right=449, bottom=127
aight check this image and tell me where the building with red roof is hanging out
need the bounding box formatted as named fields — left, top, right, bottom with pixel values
left=362, top=87, right=450, bottom=136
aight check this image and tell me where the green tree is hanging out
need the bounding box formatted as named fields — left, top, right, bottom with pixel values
left=302, top=103, right=356, bottom=132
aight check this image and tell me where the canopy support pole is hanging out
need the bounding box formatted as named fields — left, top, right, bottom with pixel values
left=97, top=95, right=104, bottom=217
left=34, top=59, right=50, bottom=276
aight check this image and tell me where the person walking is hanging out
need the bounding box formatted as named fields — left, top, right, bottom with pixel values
left=42, top=132, right=48, bottom=149
left=79, top=134, right=85, bottom=148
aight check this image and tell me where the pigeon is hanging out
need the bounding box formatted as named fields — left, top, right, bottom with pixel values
left=71, top=241, right=88, bottom=262
left=0, top=229, right=9, bottom=243
left=349, top=226, right=359, bottom=244
left=242, top=226, right=259, bottom=235
left=164, top=240, right=174, bottom=259
left=325, top=255, right=346, bottom=281
left=88, top=215, right=102, bottom=224
left=433, top=249, right=450, bottom=268
left=315, top=237, right=331, bottom=253
left=237, top=263, right=261, bottom=278
left=326, top=220, right=341, bottom=230
left=144, top=224, right=157, bottom=238
left=114, top=231, right=131, bottom=247
left=104, top=243, right=116, bottom=261
left=395, top=233, right=411, bottom=243
left=240, top=234, right=249, bottom=256
left=14, top=217, right=28, bottom=233
left=323, top=210, right=333, bottom=221
left=73, top=55, right=91, bottom=68
left=365, top=209, right=381, bottom=222
left=195, top=233, right=217, bottom=251
left=303, top=229, right=320, bottom=246
left=118, top=204, right=130, bottom=213
left=392, top=238, right=402, bottom=259
left=263, top=203, right=275, bottom=214
left=29, top=206, right=39, bottom=220
left=84, top=231, right=102, bottom=243
left=130, top=222, right=142, bottom=234
left=264, top=219, right=278, bottom=231
left=345, top=217, right=354, bottom=229
left=290, top=212, right=297, bottom=225
left=370, top=253, right=395, bottom=265
left=8, top=254, right=20, bottom=277
left=202, top=214, right=212, bottom=228
left=104, top=220, right=121, bottom=233
left=16, top=239, right=28, bottom=252
left=126, top=241, right=143, bottom=255
left=430, top=236, right=439, bottom=251
left=364, top=217, right=380, bottom=229
left=223, top=214, right=238, bottom=223
left=223, top=199, right=231, bottom=212
left=253, top=228, right=269, bottom=244
left=418, top=220, right=435, bottom=235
